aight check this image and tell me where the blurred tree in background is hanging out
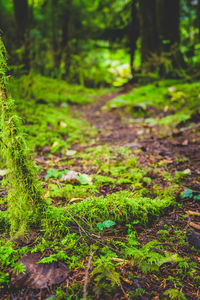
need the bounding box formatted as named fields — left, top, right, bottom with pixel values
left=0, top=0, right=200, bottom=85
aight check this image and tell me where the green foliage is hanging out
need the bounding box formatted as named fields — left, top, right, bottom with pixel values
left=45, top=169, right=62, bottom=180
left=92, top=249, right=121, bottom=288
left=175, top=169, right=191, bottom=182
left=97, top=220, right=116, bottom=231
left=130, top=288, right=146, bottom=299
left=77, top=173, right=92, bottom=185
left=125, top=240, right=181, bottom=274
left=44, top=190, right=175, bottom=236
left=13, top=262, right=26, bottom=275
left=10, top=74, right=101, bottom=105
left=105, top=81, right=200, bottom=129
left=8, top=75, right=98, bottom=152
left=39, top=251, right=68, bottom=264
left=0, top=241, right=28, bottom=281
left=156, top=229, right=170, bottom=240
left=80, top=145, right=139, bottom=180
left=47, top=182, right=97, bottom=202
left=194, top=195, right=200, bottom=200
left=163, top=289, right=186, bottom=300
left=0, top=38, right=8, bottom=88
left=0, top=271, right=9, bottom=285
left=180, top=189, right=193, bottom=199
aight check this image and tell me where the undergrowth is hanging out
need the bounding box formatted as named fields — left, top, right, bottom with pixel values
left=6, top=75, right=102, bottom=152
left=0, top=60, right=199, bottom=298
left=105, top=80, right=200, bottom=129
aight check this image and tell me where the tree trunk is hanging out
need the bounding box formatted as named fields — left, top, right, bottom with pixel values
left=157, top=0, right=184, bottom=69
left=158, top=0, right=180, bottom=53
left=130, top=0, right=139, bottom=75
left=139, top=0, right=159, bottom=69
left=198, top=0, right=200, bottom=41
left=13, top=0, right=29, bottom=44
left=13, top=0, right=30, bottom=70
left=51, top=0, right=71, bottom=75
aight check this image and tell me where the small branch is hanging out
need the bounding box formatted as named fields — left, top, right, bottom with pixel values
left=64, top=208, right=122, bottom=255
left=189, top=222, right=200, bottom=231
left=186, top=210, right=200, bottom=217
left=83, top=253, right=93, bottom=300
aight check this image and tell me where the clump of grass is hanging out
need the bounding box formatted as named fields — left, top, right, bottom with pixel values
left=0, top=37, right=46, bottom=236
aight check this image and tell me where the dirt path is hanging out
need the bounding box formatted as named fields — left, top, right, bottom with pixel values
left=77, top=90, right=200, bottom=191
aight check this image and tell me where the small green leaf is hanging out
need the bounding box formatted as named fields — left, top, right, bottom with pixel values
left=180, top=189, right=193, bottom=199
left=77, top=174, right=92, bottom=185
left=194, top=194, right=200, bottom=200
left=97, top=223, right=104, bottom=231
left=97, top=220, right=116, bottom=231
left=102, top=220, right=116, bottom=228
left=45, top=169, right=60, bottom=180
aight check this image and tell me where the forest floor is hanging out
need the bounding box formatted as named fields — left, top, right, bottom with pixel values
left=1, top=78, right=200, bottom=299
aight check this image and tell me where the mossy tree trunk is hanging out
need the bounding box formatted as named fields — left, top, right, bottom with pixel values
left=139, top=0, right=159, bottom=71
left=0, top=37, right=46, bottom=237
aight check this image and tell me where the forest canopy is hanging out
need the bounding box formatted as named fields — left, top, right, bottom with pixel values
left=0, top=0, right=200, bottom=86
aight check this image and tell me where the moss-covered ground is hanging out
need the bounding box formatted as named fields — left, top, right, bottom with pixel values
left=0, top=76, right=200, bottom=299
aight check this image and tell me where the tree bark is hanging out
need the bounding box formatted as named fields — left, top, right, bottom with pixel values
left=198, top=0, right=200, bottom=41
left=13, top=0, right=29, bottom=43
left=157, top=0, right=180, bottom=53
left=157, top=0, right=184, bottom=69
left=139, top=0, right=159, bottom=68
left=130, top=0, right=139, bottom=75
left=51, top=0, right=71, bottom=75
left=13, top=0, right=30, bottom=70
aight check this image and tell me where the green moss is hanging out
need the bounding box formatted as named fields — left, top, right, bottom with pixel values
left=105, top=80, right=200, bottom=127
left=9, top=74, right=107, bottom=105
left=44, top=190, right=176, bottom=236
left=6, top=75, right=99, bottom=152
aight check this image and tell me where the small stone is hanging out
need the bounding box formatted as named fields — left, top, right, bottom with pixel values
left=60, top=170, right=79, bottom=183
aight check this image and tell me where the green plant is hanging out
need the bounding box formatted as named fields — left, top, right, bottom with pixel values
left=130, top=288, right=146, bottom=299
left=125, top=240, right=180, bottom=274
left=156, top=229, right=170, bottom=240
left=163, top=288, right=186, bottom=300
left=180, top=189, right=193, bottom=199
left=164, top=276, right=183, bottom=288
left=13, top=263, right=26, bottom=275
left=97, top=220, right=116, bottom=231
left=0, top=271, right=9, bottom=285
left=92, top=250, right=120, bottom=288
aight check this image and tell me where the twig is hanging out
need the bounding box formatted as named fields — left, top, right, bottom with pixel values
left=189, top=222, right=200, bottom=231
left=64, top=208, right=122, bottom=255
left=83, top=253, right=93, bottom=300
left=65, top=237, right=82, bottom=255
left=64, top=208, right=88, bottom=236
left=70, top=210, right=96, bottom=233
left=186, top=210, right=200, bottom=217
